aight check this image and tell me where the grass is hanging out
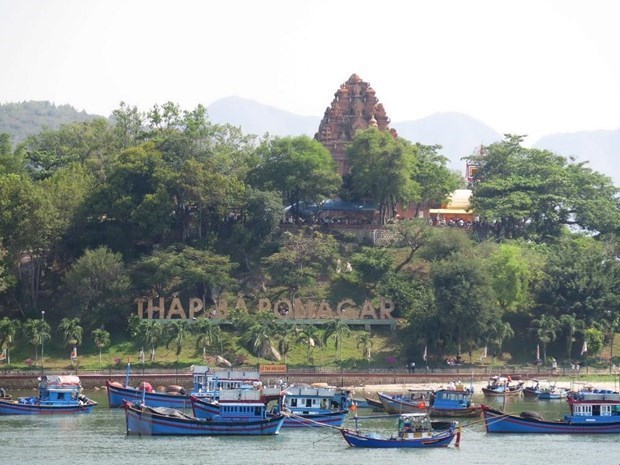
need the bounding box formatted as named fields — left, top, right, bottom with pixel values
left=2, top=328, right=618, bottom=373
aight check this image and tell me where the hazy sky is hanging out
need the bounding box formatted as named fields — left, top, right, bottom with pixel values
left=1, top=0, right=619, bottom=142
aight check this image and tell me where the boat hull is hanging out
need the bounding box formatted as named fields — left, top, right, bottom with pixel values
left=339, top=427, right=457, bottom=448
left=281, top=409, right=348, bottom=428
left=481, top=405, right=620, bottom=433
left=429, top=406, right=481, bottom=418
left=0, top=398, right=96, bottom=415
left=378, top=392, right=428, bottom=414
left=124, top=403, right=284, bottom=436
left=481, top=387, right=523, bottom=398
left=106, top=381, right=191, bottom=409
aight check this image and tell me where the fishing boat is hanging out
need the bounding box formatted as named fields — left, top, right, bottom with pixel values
left=275, top=384, right=350, bottom=428
left=377, top=389, right=432, bottom=414
left=123, top=401, right=285, bottom=436
left=106, top=365, right=266, bottom=408
left=481, top=376, right=523, bottom=397
left=537, top=384, right=569, bottom=400
left=364, top=397, right=385, bottom=412
left=340, top=412, right=460, bottom=448
left=481, top=391, right=620, bottom=433
left=428, top=388, right=481, bottom=417
left=0, top=375, right=97, bottom=415
left=522, top=379, right=543, bottom=398
left=190, top=389, right=265, bottom=418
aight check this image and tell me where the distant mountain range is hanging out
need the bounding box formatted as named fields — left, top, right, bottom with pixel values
left=2, top=98, right=618, bottom=185
left=207, top=97, right=620, bottom=185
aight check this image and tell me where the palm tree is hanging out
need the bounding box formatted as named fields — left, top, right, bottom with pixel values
left=144, top=320, right=164, bottom=362
left=243, top=320, right=276, bottom=365
left=356, top=331, right=373, bottom=367
left=529, top=314, right=559, bottom=364
left=559, top=313, right=585, bottom=361
left=92, top=328, right=110, bottom=365
left=296, top=324, right=320, bottom=365
left=322, top=320, right=351, bottom=365
left=58, top=317, right=83, bottom=348
left=193, top=317, right=222, bottom=357
left=485, top=319, right=514, bottom=358
left=276, top=323, right=298, bottom=364
left=165, top=320, right=189, bottom=364
left=22, top=318, right=51, bottom=366
left=0, top=317, right=20, bottom=365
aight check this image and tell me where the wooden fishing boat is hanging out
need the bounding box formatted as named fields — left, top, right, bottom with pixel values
left=481, top=398, right=620, bottom=434
left=340, top=412, right=460, bottom=448
left=428, top=388, right=481, bottom=417
left=377, top=390, right=432, bottom=414
left=481, top=376, right=523, bottom=397
left=364, top=397, right=385, bottom=412
left=123, top=401, right=285, bottom=436
left=0, top=375, right=96, bottom=415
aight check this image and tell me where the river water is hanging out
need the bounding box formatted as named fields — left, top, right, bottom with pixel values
left=0, top=390, right=617, bottom=465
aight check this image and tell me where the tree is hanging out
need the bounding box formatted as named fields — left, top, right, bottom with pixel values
left=57, top=317, right=83, bottom=348
left=21, top=318, right=51, bottom=366
left=349, top=247, right=394, bottom=292
left=529, top=314, right=559, bottom=364
left=483, top=319, right=514, bottom=358
left=386, top=218, right=433, bottom=274
left=276, top=323, right=298, bottom=365
left=470, top=135, right=620, bottom=241
left=558, top=313, right=585, bottom=361
left=63, top=246, right=132, bottom=330
left=489, top=241, right=542, bottom=313
left=431, top=253, right=499, bottom=358
left=296, top=324, right=320, bottom=365
left=92, top=328, right=110, bottom=365
left=322, top=320, right=351, bottom=364
left=346, top=128, right=419, bottom=225
left=356, top=331, right=373, bottom=366
left=0, top=317, right=20, bottom=365
left=165, top=319, right=189, bottom=364
left=241, top=311, right=278, bottom=364
left=248, top=135, right=341, bottom=223
left=262, top=230, right=339, bottom=302
left=193, top=318, right=222, bottom=358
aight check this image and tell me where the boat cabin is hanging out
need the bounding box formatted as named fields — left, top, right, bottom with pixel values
left=215, top=401, right=269, bottom=420
left=432, top=389, right=472, bottom=409
left=192, top=366, right=260, bottom=395
left=21, top=375, right=84, bottom=406
left=281, top=386, right=350, bottom=413
left=398, top=413, right=433, bottom=439
left=567, top=390, right=620, bottom=423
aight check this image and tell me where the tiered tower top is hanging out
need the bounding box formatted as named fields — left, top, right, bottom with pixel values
left=315, top=74, right=397, bottom=175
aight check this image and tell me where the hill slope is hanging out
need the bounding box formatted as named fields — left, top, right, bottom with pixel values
left=0, top=101, right=99, bottom=144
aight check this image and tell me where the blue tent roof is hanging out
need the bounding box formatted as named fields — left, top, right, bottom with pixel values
left=286, top=200, right=378, bottom=214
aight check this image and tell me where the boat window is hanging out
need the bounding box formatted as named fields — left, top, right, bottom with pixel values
left=57, top=392, right=65, bottom=400
left=290, top=398, right=297, bottom=407
left=305, top=399, right=312, bottom=407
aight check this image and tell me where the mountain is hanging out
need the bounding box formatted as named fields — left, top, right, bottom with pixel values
left=1, top=98, right=618, bottom=185
left=207, top=97, right=501, bottom=175
left=0, top=101, right=99, bottom=144
left=392, top=112, right=501, bottom=173
left=207, top=96, right=320, bottom=137
left=534, top=130, right=620, bottom=186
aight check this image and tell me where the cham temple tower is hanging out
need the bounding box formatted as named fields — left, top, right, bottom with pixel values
left=315, top=73, right=398, bottom=176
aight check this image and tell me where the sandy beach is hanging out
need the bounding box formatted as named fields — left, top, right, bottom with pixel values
left=348, top=379, right=620, bottom=397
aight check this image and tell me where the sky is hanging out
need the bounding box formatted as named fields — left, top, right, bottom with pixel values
left=1, top=0, right=619, bottom=143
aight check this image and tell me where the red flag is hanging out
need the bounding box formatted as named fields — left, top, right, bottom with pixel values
left=70, top=346, right=77, bottom=360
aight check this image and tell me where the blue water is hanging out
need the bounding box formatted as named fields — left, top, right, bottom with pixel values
left=0, top=390, right=617, bottom=465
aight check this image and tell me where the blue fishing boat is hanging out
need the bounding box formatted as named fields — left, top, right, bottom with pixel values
left=123, top=401, right=284, bottom=436
left=537, top=385, right=569, bottom=400
left=275, top=384, right=350, bottom=428
left=377, top=389, right=432, bottom=414
left=106, top=365, right=264, bottom=408
left=0, top=375, right=97, bottom=415
left=429, top=388, right=481, bottom=417
left=191, top=389, right=266, bottom=419
left=340, top=412, right=460, bottom=448
left=481, top=390, right=620, bottom=433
